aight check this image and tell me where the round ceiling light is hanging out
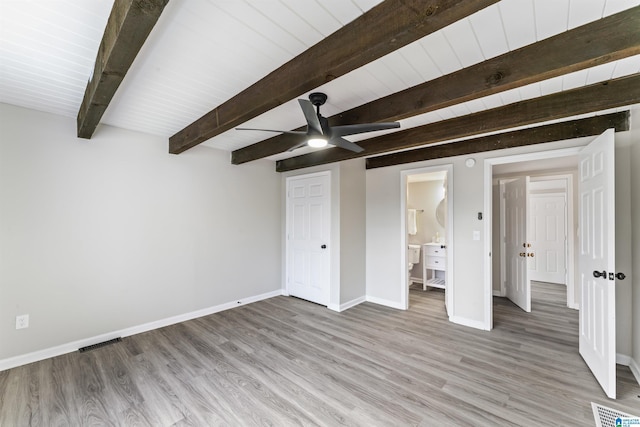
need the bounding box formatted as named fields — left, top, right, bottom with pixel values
left=308, top=137, right=328, bottom=148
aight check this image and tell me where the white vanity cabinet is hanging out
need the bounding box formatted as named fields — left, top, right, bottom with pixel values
left=423, top=243, right=446, bottom=290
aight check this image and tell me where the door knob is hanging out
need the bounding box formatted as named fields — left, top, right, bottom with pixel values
left=519, top=252, right=526, bottom=257
left=616, top=272, right=626, bottom=280
left=593, top=270, right=606, bottom=278
left=321, top=244, right=327, bottom=249
left=527, top=253, right=534, bottom=257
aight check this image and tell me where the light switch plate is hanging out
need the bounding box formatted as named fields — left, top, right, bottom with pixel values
left=473, top=230, right=480, bottom=241
left=16, top=314, right=29, bottom=329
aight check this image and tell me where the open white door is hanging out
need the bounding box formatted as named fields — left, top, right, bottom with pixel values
left=505, top=176, right=531, bottom=312
left=579, top=128, right=616, bottom=399
left=286, top=172, right=330, bottom=306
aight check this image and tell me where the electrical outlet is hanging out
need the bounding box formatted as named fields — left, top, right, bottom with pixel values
left=16, top=314, right=29, bottom=329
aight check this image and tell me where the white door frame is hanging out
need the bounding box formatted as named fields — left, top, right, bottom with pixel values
left=285, top=170, right=331, bottom=306
left=497, top=174, right=576, bottom=309
left=483, top=147, right=582, bottom=330
left=400, top=164, right=454, bottom=313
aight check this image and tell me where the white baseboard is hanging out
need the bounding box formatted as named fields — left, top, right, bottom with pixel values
left=327, top=303, right=340, bottom=312
left=492, top=290, right=505, bottom=297
left=629, top=357, right=640, bottom=386
left=449, top=315, right=491, bottom=331
left=617, top=353, right=631, bottom=366
left=366, top=295, right=405, bottom=310
left=0, top=289, right=284, bottom=372
left=615, top=354, right=640, bottom=387
left=337, top=296, right=366, bottom=312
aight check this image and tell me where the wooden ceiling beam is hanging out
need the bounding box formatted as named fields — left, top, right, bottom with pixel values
left=366, top=111, right=629, bottom=169
left=77, top=0, right=169, bottom=139
left=234, top=5, right=640, bottom=164
left=168, top=0, right=499, bottom=154
left=275, top=73, right=640, bottom=172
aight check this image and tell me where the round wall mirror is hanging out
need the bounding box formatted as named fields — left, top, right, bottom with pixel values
left=435, top=198, right=446, bottom=228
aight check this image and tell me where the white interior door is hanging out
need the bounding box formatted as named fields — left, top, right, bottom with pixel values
left=505, top=176, right=531, bottom=312
left=286, top=173, right=330, bottom=306
left=529, top=194, right=567, bottom=284
left=578, top=128, right=616, bottom=399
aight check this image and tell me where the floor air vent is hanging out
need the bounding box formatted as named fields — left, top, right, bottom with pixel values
left=592, top=402, right=639, bottom=427
left=78, top=337, right=122, bottom=353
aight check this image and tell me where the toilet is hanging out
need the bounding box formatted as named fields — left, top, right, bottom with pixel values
left=408, top=244, right=421, bottom=271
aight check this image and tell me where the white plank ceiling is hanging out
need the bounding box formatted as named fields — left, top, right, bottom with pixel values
left=1, top=0, right=639, bottom=162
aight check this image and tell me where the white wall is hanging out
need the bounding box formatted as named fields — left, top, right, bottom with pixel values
left=366, top=125, right=636, bottom=348
left=339, top=159, right=367, bottom=306
left=0, top=104, right=282, bottom=363
left=614, top=131, right=634, bottom=359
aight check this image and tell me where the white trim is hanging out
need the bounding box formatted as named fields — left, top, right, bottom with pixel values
left=366, top=295, right=405, bottom=310
left=329, top=296, right=366, bottom=312
left=327, top=303, right=341, bottom=312
left=629, top=357, right=640, bottom=386
left=449, top=315, right=490, bottom=331
left=493, top=290, right=505, bottom=297
left=400, top=164, right=454, bottom=314
left=616, top=354, right=640, bottom=387
left=617, top=353, right=631, bottom=366
left=0, top=289, right=283, bottom=372
left=483, top=159, right=494, bottom=330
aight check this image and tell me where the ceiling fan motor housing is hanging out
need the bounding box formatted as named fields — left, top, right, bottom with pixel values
left=309, top=92, right=328, bottom=107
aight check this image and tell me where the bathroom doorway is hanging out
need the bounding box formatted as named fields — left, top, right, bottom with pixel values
left=400, top=164, right=453, bottom=313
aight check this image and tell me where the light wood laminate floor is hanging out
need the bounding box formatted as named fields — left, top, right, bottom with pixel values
left=1, top=282, right=638, bottom=426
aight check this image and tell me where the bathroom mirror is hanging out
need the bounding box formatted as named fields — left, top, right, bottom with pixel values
left=435, top=198, right=446, bottom=228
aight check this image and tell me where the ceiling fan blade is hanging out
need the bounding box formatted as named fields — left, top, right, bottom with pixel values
left=298, top=99, right=323, bottom=135
left=329, top=136, right=364, bottom=153
left=236, top=127, right=307, bottom=135
left=331, top=122, right=400, bottom=137
left=287, top=141, right=310, bottom=152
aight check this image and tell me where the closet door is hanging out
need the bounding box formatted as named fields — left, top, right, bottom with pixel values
left=286, top=172, right=331, bottom=306
left=529, top=194, right=566, bottom=284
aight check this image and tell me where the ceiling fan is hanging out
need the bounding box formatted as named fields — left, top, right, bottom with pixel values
left=236, top=92, right=400, bottom=153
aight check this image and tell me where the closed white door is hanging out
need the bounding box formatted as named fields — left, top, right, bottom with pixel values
left=529, top=194, right=566, bottom=284
left=286, top=173, right=330, bottom=306
left=505, top=176, right=531, bottom=312
left=578, top=129, right=616, bottom=399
